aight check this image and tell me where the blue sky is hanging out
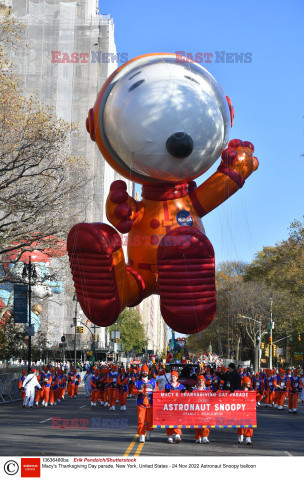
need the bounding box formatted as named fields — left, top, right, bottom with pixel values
left=99, top=0, right=304, bottom=266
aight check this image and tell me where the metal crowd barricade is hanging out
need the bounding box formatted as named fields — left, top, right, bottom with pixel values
left=0, top=373, right=22, bottom=404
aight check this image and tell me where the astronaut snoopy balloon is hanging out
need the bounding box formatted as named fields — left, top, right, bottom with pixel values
left=68, top=54, right=258, bottom=334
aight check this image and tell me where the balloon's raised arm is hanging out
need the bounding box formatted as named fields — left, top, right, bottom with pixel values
left=189, top=140, right=259, bottom=218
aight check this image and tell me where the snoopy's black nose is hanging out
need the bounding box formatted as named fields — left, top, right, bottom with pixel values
left=166, top=132, right=194, bottom=158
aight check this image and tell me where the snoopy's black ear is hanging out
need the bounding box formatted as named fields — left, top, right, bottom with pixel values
left=226, top=96, right=234, bottom=128
left=86, top=108, right=95, bottom=141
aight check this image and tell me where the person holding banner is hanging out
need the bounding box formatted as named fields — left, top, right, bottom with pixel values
left=237, top=376, right=254, bottom=445
left=193, top=375, right=210, bottom=444
left=164, top=370, right=186, bottom=443
left=132, top=365, right=158, bottom=443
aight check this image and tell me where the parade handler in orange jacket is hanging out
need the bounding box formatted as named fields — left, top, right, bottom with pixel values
left=117, top=368, right=129, bottom=411
left=132, top=365, right=158, bottom=443
left=163, top=370, right=186, bottom=443
left=192, top=375, right=211, bottom=444
left=275, top=369, right=290, bottom=410
left=107, top=365, right=120, bottom=410
left=237, top=376, right=254, bottom=445
left=288, top=369, right=303, bottom=414
left=19, top=370, right=27, bottom=403
left=263, top=369, right=276, bottom=407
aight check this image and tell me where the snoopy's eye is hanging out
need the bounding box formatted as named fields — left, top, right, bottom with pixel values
left=184, top=75, right=200, bottom=85
left=128, top=71, right=142, bottom=80
left=128, top=79, right=145, bottom=92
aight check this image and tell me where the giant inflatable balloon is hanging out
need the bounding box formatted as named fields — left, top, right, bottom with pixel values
left=0, top=236, right=66, bottom=331
left=68, top=53, right=259, bottom=334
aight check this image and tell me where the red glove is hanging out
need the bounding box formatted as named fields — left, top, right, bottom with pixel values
left=106, top=180, right=138, bottom=234
left=218, top=139, right=259, bottom=187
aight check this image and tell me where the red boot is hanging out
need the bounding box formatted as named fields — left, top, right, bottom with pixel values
left=157, top=226, right=216, bottom=334
left=68, top=223, right=144, bottom=326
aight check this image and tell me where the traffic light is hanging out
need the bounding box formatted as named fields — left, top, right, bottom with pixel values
left=261, top=342, right=265, bottom=349
left=76, top=326, right=84, bottom=334
left=273, top=344, right=277, bottom=356
left=298, top=334, right=301, bottom=341
left=94, top=334, right=98, bottom=341
left=115, top=337, right=119, bottom=343
left=269, top=337, right=272, bottom=345
left=265, top=345, right=269, bottom=357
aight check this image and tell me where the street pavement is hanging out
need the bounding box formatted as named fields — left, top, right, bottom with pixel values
left=1, top=387, right=304, bottom=457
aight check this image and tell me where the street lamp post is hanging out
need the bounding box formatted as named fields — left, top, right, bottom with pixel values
left=239, top=315, right=262, bottom=372
left=76, top=321, right=99, bottom=363
left=22, top=256, right=37, bottom=373
left=92, top=324, right=96, bottom=363
left=73, top=294, right=78, bottom=367
left=269, top=298, right=273, bottom=369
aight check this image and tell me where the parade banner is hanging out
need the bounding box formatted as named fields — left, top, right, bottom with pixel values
left=153, top=391, right=257, bottom=429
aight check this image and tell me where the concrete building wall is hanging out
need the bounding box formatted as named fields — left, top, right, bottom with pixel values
left=138, top=295, right=168, bottom=355
left=8, top=0, right=130, bottom=353
left=6, top=0, right=168, bottom=358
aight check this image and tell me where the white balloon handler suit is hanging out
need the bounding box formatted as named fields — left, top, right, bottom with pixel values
left=22, top=372, right=41, bottom=407
left=84, top=371, right=93, bottom=397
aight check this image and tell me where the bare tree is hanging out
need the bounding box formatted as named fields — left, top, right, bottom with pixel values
left=0, top=13, right=88, bottom=329
left=0, top=13, right=88, bottom=263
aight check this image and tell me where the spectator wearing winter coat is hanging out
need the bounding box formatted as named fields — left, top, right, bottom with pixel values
left=217, top=363, right=242, bottom=393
